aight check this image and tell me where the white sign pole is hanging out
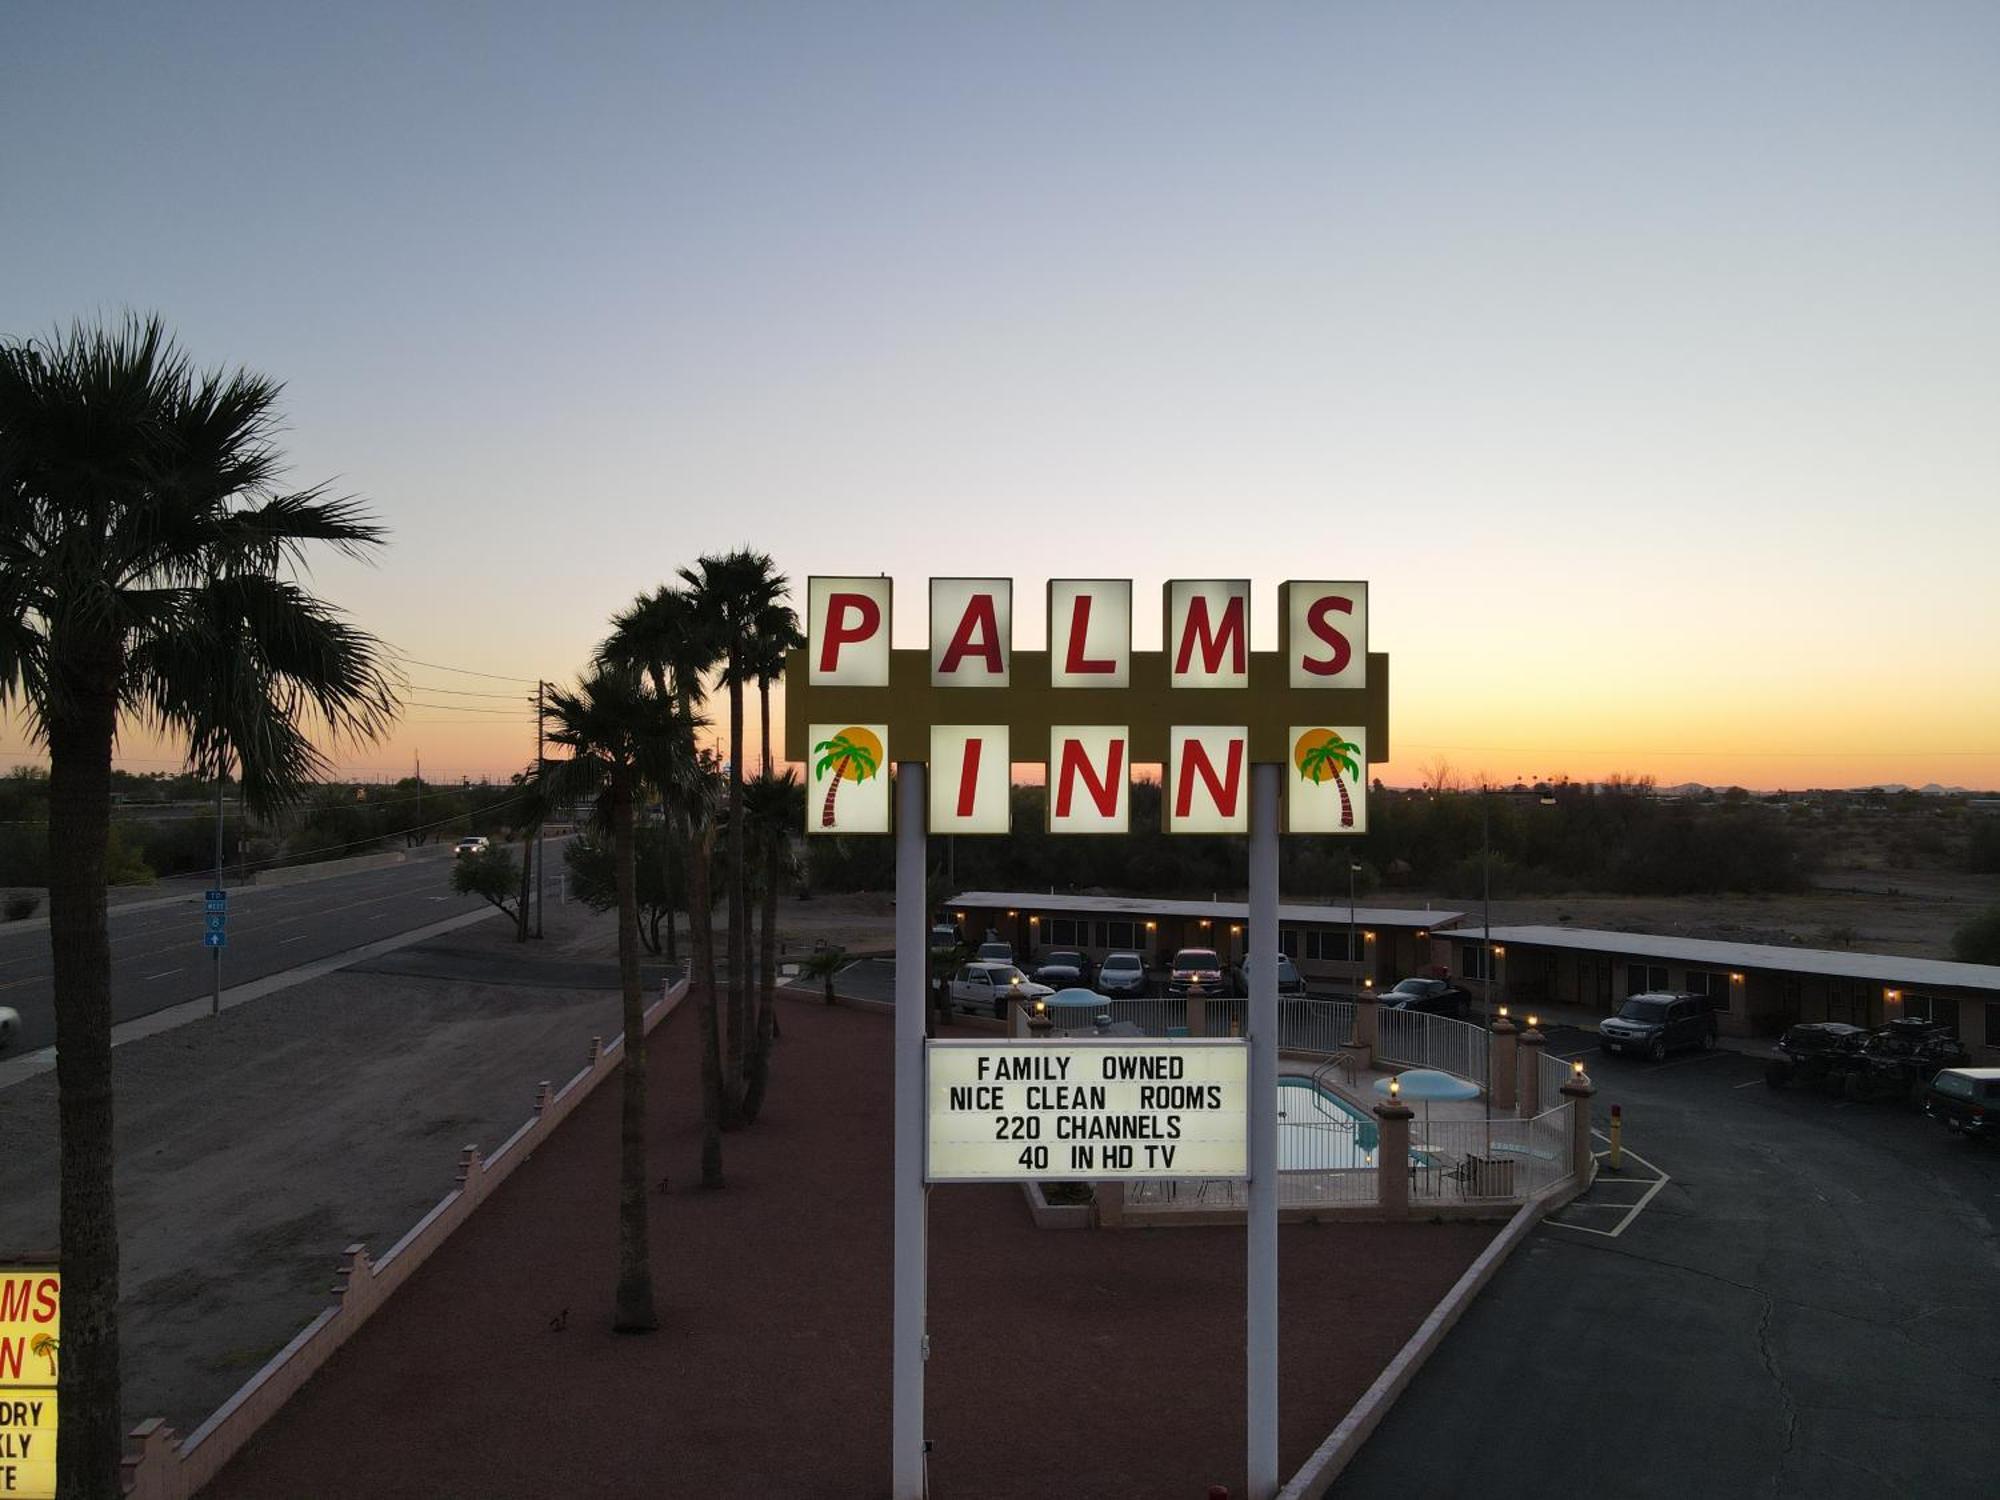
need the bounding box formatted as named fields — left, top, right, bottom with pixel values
left=892, top=761, right=928, bottom=1500
left=1247, top=761, right=1281, bottom=1498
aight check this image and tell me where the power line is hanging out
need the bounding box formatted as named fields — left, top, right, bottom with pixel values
left=391, top=654, right=536, bottom=685
left=407, top=684, right=533, bottom=701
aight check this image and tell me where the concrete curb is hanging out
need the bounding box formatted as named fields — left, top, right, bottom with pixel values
left=0, top=906, right=506, bottom=1093
left=1276, top=1179, right=1577, bottom=1499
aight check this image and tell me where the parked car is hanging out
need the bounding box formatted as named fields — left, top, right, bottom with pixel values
left=929, top=922, right=962, bottom=952
left=1031, top=949, right=1094, bottom=987
left=1230, top=953, right=1306, bottom=997
left=1764, top=1021, right=1870, bottom=1091
left=947, top=962, right=1052, bottom=1019
left=1598, top=992, right=1717, bottom=1061
left=1841, top=1018, right=1969, bottom=1105
left=974, top=940, right=1014, bottom=965
left=453, top=835, right=490, bottom=858
left=1924, top=1067, right=2000, bottom=1140
left=1380, top=976, right=1472, bottom=1019
left=1095, top=951, right=1149, bottom=998
left=1166, top=947, right=1226, bottom=997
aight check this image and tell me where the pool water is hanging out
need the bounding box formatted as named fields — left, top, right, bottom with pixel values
left=1276, top=1075, right=1415, bottom=1171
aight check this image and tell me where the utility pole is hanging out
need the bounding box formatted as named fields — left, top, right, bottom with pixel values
left=212, top=756, right=225, bottom=1017
left=536, top=680, right=546, bottom=938
left=1481, top=781, right=1492, bottom=1028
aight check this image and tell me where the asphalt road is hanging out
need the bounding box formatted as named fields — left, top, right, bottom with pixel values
left=0, top=850, right=498, bottom=1053
left=1332, top=1025, right=2000, bottom=1500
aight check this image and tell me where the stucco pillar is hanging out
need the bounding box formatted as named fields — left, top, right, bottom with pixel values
left=1353, top=989, right=1380, bottom=1070
left=1517, top=1020, right=1546, bottom=1119
left=1560, top=1066, right=1598, bottom=1184
left=1489, top=1012, right=1518, bottom=1113
left=1373, top=1095, right=1414, bottom=1217
left=1094, top=1179, right=1127, bottom=1228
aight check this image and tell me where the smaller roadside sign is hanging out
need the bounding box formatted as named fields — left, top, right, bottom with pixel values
left=0, top=1265, right=58, bottom=1498
left=204, top=913, right=226, bottom=933
left=203, top=932, right=227, bottom=950
left=203, top=898, right=227, bottom=913
left=204, top=889, right=227, bottom=904
left=926, top=1039, right=1249, bottom=1183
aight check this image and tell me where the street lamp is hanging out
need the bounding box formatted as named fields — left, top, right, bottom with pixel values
left=1348, top=861, right=1362, bottom=996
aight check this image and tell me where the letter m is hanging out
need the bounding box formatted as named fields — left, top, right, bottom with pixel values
left=0, top=1280, right=30, bottom=1322
left=1175, top=592, right=1246, bottom=677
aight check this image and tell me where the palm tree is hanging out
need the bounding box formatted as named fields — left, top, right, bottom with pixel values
left=814, top=730, right=881, bottom=826
left=600, top=586, right=719, bottom=965
left=680, top=752, right=727, bottom=1187
left=680, top=551, right=787, bottom=1125
left=30, top=1332, right=58, bottom=1380
left=1, top=315, right=396, bottom=1495
left=741, top=769, right=804, bottom=1122
left=744, top=599, right=803, bottom=778
left=540, top=666, right=695, bottom=1331
left=1297, top=730, right=1363, bottom=827
left=799, top=945, right=847, bottom=1005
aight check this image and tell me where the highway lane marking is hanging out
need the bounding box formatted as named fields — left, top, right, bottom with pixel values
left=280, top=935, right=308, bottom=944
left=1733, top=1078, right=1766, bottom=1089
left=143, top=968, right=183, bottom=981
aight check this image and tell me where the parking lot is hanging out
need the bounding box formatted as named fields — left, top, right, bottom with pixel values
left=1334, top=1025, right=2000, bottom=1499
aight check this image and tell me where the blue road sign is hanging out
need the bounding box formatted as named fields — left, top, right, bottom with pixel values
left=204, top=898, right=227, bottom=913
left=205, top=888, right=228, bottom=903
left=205, top=913, right=227, bottom=933
left=204, top=931, right=227, bottom=949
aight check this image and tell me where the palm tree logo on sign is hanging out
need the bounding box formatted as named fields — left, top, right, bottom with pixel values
left=31, top=1331, right=58, bottom=1379
left=1292, top=727, right=1365, bottom=831
left=813, top=726, right=886, bottom=830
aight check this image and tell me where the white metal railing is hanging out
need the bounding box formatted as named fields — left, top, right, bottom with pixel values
left=1539, top=1048, right=1576, bottom=1109
left=1099, top=997, right=1189, bottom=1034
left=1406, top=1104, right=1574, bottom=1202
left=1376, top=1008, right=1490, bottom=1088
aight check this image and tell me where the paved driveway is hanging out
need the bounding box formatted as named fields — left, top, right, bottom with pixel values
left=1334, top=1031, right=2000, bottom=1499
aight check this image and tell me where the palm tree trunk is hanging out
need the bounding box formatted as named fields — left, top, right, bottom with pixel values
left=759, top=678, right=773, bottom=779
left=1336, top=775, right=1354, bottom=827
left=47, top=672, right=123, bottom=1500
left=724, top=658, right=748, bottom=1125
left=820, top=766, right=845, bottom=827
left=610, top=772, right=658, bottom=1332
left=742, top=820, right=782, bottom=1122
left=689, top=822, right=724, bottom=1187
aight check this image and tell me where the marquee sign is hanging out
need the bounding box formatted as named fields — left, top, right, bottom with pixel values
left=786, top=578, right=1386, bottom=837
left=926, top=1039, right=1249, bottom=1182
left=0, top=1267, right=58, bottom=1500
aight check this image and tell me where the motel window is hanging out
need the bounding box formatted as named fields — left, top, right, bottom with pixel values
left=1280, top=930, right=1300, bottom=959
left=1902, top=994, right=1959, bottom=1034
left=1095, top=919, right=1142, bottom=950
left=1685, top=970, right=1730, bottom=1005
left=1298, top=930, right=1357, bottom=964
left=1048, top=917, right=1085, bottom=947
left=1457, top=942, right=1490, bottom=982
left=1985, top=1003, right=2000, bottom=1050
left=1626, top=963, right=1668, bottom=995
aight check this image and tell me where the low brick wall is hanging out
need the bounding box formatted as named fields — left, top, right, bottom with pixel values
left=120, top=975, right=691, bottom=1500
left=252, top=849, right=407, bottom=886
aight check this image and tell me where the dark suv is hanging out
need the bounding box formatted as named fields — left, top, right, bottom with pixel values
left=1765, top=1022, right=1869, bottom=1091
left=1924, top=1067, right=2000, bottom=1140
left=1598, top=992, right=1717, bottom=1061
left=1031, top=949, right=1094, bottom=988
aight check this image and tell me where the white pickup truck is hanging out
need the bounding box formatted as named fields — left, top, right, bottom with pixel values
left=947, top=962, right=1053, bottom=1019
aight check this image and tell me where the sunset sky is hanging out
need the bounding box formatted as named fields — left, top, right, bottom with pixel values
left=4, top=2, right=1997, bottom=791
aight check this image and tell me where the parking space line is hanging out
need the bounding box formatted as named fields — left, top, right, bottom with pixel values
left=1546, top=1141, right=1670, bottom=1239
left=1733, top=1078, right=1765, bottom=1089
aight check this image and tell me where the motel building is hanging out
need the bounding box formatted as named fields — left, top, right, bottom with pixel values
left=1437, top=924, right=2000, bottom=1052
left=946, top=891, right=1457, bottom=992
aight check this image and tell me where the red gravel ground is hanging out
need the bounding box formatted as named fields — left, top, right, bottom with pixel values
left=208, top=996, right=1495, bottom=1499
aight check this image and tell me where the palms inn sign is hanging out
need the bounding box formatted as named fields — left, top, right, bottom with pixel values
left=786, top=577, right=1389, bottom=837
left=783, top=576, right=1391, bottom=1500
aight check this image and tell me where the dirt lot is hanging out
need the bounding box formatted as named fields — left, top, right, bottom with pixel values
left=0, top=905, right=630, bottom=1433
left=207, top=996, right=1496, bottom=1499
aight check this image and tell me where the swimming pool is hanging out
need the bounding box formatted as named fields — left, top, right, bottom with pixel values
left=1277, top=1075, right=1421, bottom=1171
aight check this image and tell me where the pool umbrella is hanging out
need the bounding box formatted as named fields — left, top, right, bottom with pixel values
left=1372, top=1068, right=1480, bottom=1143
